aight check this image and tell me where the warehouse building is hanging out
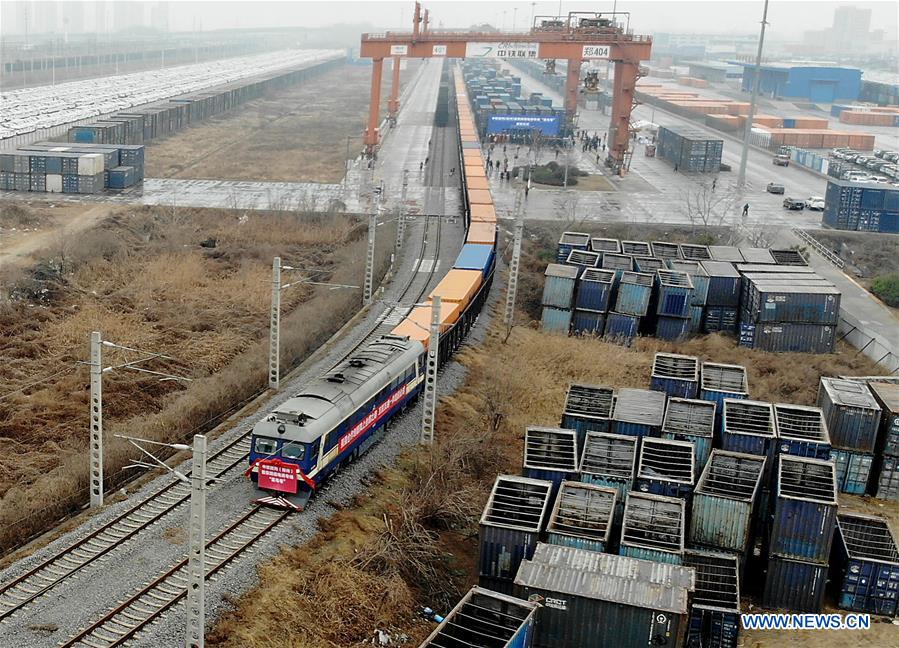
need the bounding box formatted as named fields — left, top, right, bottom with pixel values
left=686, top=61, right=743, bottom=84
left=737, top=63, right=861, bottom=102
left=860, top=71, right=899, bottom=107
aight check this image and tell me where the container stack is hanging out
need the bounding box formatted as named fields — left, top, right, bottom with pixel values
left=817, top=377, right=882, bottom=494
left=523, top=427, right=579, bottom=496
left=541, top=263, right=578, bottom=333
left=833, top=513, right=899, bottom=617
left=700, top=362, right=749, bottom=428
left=701, top=261, right=741, bottom=334
left=513, top=544, right=695, bottom=648
left=634, top=256, right=665, bottom=274
left=662, top=398, right=717, bottom=475
left=822, top=179, right=899, bottom=234
left=651, top=353, right=700, bottom=399
left=635, top=438, right=696, bottom=501
left=556, top=232, right=591, bottom=263
left=571, top=268, right=615, bottom=336
left=690, top=450, right=766, bottom=566
left=668, top=260, right=709, bottom=333
left=605, top=271, right=652, bottom=343
left=655, top=270, right=694, bottom=341
left=870, top=382, right=899, bottom=500
left=620, top=492, right=686, bottom=564
left=773, top=404, right=832, bottom=460
left=545, top=482, right=617, bottom=553
left=612, top=388, right=667, bottom=437
left=738, top=272, right=840, bottom=353
left=579, top=431, right=638, bottom=525
left=561, top=384, right=615, bottom=450
left=683, top=550, right=742, bottom=648
left=657, top=125, right=723, bottom=172
left=621, top=240, right=652, bottom=256
left=478, top=475, right=554, bottom=594
left=763, top=455, right=838, bottom=612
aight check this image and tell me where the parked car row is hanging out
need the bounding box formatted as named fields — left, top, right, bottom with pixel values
left=830, top=147, right=899, bottom=184
left=0, top=49, right=341, bottom=141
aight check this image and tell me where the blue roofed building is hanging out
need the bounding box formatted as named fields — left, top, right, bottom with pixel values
left=736, top=63, right=862, bottom=102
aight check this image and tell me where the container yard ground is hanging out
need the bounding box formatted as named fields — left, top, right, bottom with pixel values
left=143, top=62, right=417, bottom=184
left=0, top=202, right=395, bottom=555
left=206, top=303, right=893, bottom=648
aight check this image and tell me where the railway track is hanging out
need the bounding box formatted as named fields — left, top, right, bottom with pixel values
left=0, top=153, right=447, bottom=631
left=2, top=67, right=458, bottom=646
left=59, top=506, right=289, bottom=648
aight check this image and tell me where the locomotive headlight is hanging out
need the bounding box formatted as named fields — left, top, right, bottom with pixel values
left=277, top=424, right=286, bottom=434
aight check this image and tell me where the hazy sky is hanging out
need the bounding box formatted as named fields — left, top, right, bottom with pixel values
left=160, top=0, right=897, bottom=38
left=6, top=0, right=898, bottom=39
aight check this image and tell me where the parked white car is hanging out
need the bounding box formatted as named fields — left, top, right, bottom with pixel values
left=806, top=197, right=825, bottom=211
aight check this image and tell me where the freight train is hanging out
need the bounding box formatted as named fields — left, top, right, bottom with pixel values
left=246, top=65, right=499, bottom=509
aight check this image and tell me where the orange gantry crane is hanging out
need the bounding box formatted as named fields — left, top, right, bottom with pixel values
left=360, top=3, right=652, bottom=175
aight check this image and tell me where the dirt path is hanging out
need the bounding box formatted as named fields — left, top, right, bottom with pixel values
left=0, top=202, right=118, bottom=270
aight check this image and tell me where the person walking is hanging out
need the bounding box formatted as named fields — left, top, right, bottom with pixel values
left=712, top=178, right=717, bottom=191
left=674, top=163, right=678, bottom=173
left=742, top=203, right=750, bottom=218
left=419, top=161, right=424, bottom=171
left=524, top=185, right=530, bottom=198
left=425, top=156, right=430, bottom=165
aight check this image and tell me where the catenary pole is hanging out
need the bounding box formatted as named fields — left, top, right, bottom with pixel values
left=738, top=0, right=770, bottom=189
left=185, top=434, right=207, bottom=648
left=89, top=331, right=104, bottom=508
left=421, top=295, right=441, bottom=444
left=269, top=257, right=281, bottom=390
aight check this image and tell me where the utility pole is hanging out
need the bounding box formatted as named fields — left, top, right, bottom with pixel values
left=420, top=296, right=440, bottom=445
left=504, top=193, right=525, bottom=328
left=89, top=331, right=104, bottom=508
left=738, top=0, right=770, bottom=190
left=269, top=257, right=281, bottom=390
left=396, top=170, right=408, bottom=251
left=185, top=434, right=207, bottom=648
left=364, top=187, right=380, bottom=304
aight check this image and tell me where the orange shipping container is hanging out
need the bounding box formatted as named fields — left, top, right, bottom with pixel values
left=751, top=115, right=783, bottom=127
left=727, top=102, right=751, bottom=116
left=463, top=150, right=483, bottom=163
left=468, top=188, right=493, bottom=205
left=467, top=176, right=490, bottom=190
left=465, top=164, right=486, bottom=178
left=467, top=221, right=496, bottom=246
left=391, top=301, right=463, bottom=348
left=470, top=203, right=497, bottom=222
left=848, top=134, right=875, bottom=150
left=429, top=269, right=483, bottom=311
left=793, top=118, right=829, bottom=129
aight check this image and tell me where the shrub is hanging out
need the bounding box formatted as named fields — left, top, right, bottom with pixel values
left=514, top=162, right=587, bottom=186
left=871, top=274, right=899, bottom=307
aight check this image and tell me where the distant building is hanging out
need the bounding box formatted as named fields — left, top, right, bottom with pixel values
left=113, top=0, right=143, bottom=31
left=802, top=6, right=886, bottom=56
left=685, top=61, right=743, bottom=84
left=859, top=71, right=899, bottom=107
left=150, top=1, right=169, bottom=32
left=737, top=63, right=862, bottom=102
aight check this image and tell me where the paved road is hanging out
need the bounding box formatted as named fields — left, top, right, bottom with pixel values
left=497, top=62, right=899, bottom=350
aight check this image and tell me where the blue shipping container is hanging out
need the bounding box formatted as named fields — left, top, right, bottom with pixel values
left=615, top=272, right=654, bottom=316
left=830, top=449, right=874, bottom=495
left=763, top=556, right=828, bottom=612
left=604, top=312, right=640, bottom=341
left=453, top=244, right=495, bottom=276
left=656, top=316, right=691, bottom=341
left=835, top=513, right=899, bottom=617
left=541, top=307, right=572, bottom=334
left=575, top=268, right=615, bottom=311
left=770, top=456, right=838, bottom=563
left=571, top=310, right=606, bottom=336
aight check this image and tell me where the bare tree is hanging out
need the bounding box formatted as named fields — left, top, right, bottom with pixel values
left=680, top=181, right=738, bottom=241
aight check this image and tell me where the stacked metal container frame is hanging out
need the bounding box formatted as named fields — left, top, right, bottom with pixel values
left=701, top=262, right=741, bottom=333
left=561, top=384, right=615, bottom=450
left=513, top=544, right=695, bottom=648
left=738, top=248, right=776, bottom=264
left=769, top=249, right=809, bottom=266
left=620, top=492, right=686, bottom=565
left=651, top=241, right=682, bottom=260
left=870, top=382, right=899, bottom=500
left=635, top=438, right=696, bottom=500
left=721, top=399, right=777, bottom=470
left=709, top=247, right=744, bottom=263
left=764, top=454, right=838, bottom=612
left=621, top=240, right=652, bottom=257
left=669, top=260, right=710, bottom=306
left=590, top=238, right=621, bottom=254
left=700, top=363, right=749, bottom=424
left=557, top=232, right=591, bottom=263
left=774, top=404, right=832, bottom=460
left=579, top=432, right=638, bottom=525
left=683, top=550, right=742, bottom=648
left=633, top=256, right=666, bottom=274
left=522, top=427, right=579, bottom=496
left=612, top=388, right=667, bottom=438
left=656, top=270, right=695, bottom=327
left=541, top=264, right=578, bottom=334
left=690, top=450, right=766, bottom=555
left=564, top=249, right=601, bottom=272
left=572, top=268, right=615, bottom=336
left=601, top=253, right=635, bottom=281
left=651, top=353, right=700, bottom=399
left=663, top=398, right=717, bottom=476
left=418, top=586, right=539, bottom=648
left=479, top=475, right=554, bottom=594
left=833, top=513, right=899, bottom=617
left=615, top=271, right=654, bottom=317
left=545, top=482, right=617, bottom=553
left=680, top=244, right=712, bottom=262
left=657, top=126, right=724, bottom=173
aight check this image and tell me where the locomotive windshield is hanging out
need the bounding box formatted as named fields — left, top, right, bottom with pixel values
left=282, top=443, right=305, bottom=460
left=254, top=437, right=277, bottom=455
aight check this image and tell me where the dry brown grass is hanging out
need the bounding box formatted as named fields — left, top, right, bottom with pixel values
left=207, top=302, right=892, bottom=647
left=0, top=204, right=396, bottom=554
left=144, top=61, right=418, bottom=184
